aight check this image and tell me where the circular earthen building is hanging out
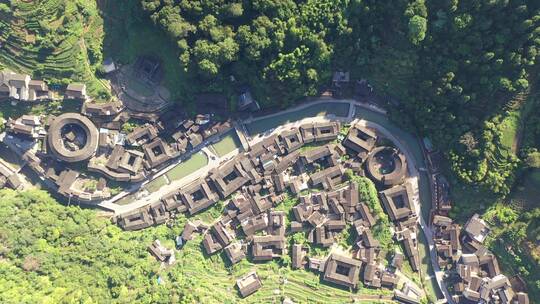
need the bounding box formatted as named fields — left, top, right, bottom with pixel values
left=47, top=113, right=98, bottom=162
left=366, top=146, right=407, bottom=186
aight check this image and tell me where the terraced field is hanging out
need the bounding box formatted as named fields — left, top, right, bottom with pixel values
left=0, top=0, right=109, bottom=99
left=144, top=172, right=402, bottom=303
left=171, top=234, right=394, bottom=304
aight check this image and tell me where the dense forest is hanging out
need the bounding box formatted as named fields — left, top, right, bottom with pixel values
left=138, top=0, right=540, bottom=208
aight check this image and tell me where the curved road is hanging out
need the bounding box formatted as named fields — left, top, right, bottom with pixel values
left=106, top=97, right=451, bottom=303
left=244, top=98, right=451, bottom=303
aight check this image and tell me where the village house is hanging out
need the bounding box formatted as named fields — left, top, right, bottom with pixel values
left=179, top=179, right=219, bottom=214
left=322, top=253, right=362, bottom=289
left=0, top=70, right=31, bottom=100
left=65, top=83, right=88, bottom=100
left=343, top=123, right=377, bottom=159
left=209, top=161, right=250, bottom=199
left=224, top=242, right=246, bottom=264
left=147, top=240, right=175, bottom=264
left=236, top=271, right=262, bottom=298
left=379, top=182, right=415, bottom=221
left=464, top=213, right=490, bottom=244
left=82, top=100, right=123, bottom=117
left=117, top=208, right=153, bottom=230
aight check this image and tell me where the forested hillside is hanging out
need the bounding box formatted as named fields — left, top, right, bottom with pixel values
left=138, top=0, right=539, bottom=207
left=0, top=190, right=183, bottom=303
left=138, top=0, right=540, bottom=293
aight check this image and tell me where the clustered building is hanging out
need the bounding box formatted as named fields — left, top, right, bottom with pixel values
left=116, top=120, right=426, bottom=299
left=0, top=70, right=52, bottom=101
left=2, top=68, right=528, bottom=302
left=0, top=69, right=91, bottom=102
left=423, top=139, right=530, bottom=303
left=3, top=112, right=112, bottom=202
left=2, top=76, right=233, bottom=203
left=431, top=213, right=529, bottom=304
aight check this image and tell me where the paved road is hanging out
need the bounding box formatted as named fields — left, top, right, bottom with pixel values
left=243, top=98, right=451, bottom=303
left=100, top=98, right=452, bottom=303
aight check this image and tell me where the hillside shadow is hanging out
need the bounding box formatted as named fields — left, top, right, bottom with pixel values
left=96, top=0, right=191, bottom=103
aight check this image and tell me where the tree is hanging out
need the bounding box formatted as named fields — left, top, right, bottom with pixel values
left=223, top=3, right=243, bottom=18
left=0, top=3, right=10, bottom=13
left=408, top=15, right=427, bottom=44
left=525, top=151, right=540, bottom=168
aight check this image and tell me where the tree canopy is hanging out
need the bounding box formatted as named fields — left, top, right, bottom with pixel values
left=137, top=0, right=540, bottom=205
left=0, top=189, right=188, bottom=304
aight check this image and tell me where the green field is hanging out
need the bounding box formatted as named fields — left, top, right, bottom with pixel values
left=500, top=111, right=520, bottom=151
left=510, top=169, right=540, bottom=209
left=166, top=152, right=208, bottom=181
left=246, top=102, right=350, bottom=135
left=172, top=230, right=394, bottom=304
left=144, top=175, right=169, bottom=193
left=160, top=176, right=397, bottom=303
left=211, top=130, right=243, bottom=157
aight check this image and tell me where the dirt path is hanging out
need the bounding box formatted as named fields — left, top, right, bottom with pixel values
left=511, top=73, right=538, bottom=154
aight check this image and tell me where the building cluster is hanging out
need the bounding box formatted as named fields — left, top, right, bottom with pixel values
left=116, top=121, right=341, bottom=230
left=2, top=88, right=232, bottom=203
left=89, top=113, right=231, bottom=186
left=4, top=113, right=112, bottom=202
left=423, top=138, right=530, bottom=303
left=432, top=213, right=530, bottom=304
left=117, top=120, right=426, bottom=300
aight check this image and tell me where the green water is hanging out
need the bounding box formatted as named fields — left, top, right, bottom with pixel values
left=211, top=130, right=243, bottom=157
left=246, top=102, right=350, bottom=135
left=166, top=152, right=208, bottom=181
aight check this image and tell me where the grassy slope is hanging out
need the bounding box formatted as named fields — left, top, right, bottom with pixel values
left=0, top=189, right=394, bottom=303
left=478, top=77, right=540, bottom=299
left=129, top=186, right=395, bottom=304
left=99, top=0, right=189, bottom=102
left=511, top=169, right=540, bottom=209
left=0, top=1, right=190, bottom=102
left=482, top=198, right=540, bottom=300
left=500, top=111, right=521, bottom=151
